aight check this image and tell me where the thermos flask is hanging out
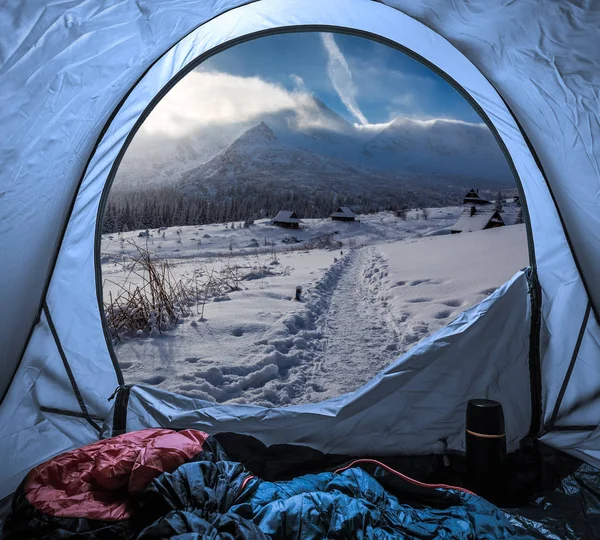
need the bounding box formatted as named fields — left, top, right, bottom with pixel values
left=465, top=398, right=506, bottom=501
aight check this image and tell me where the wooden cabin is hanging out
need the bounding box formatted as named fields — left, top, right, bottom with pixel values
left=450, top=207, right=505, bottom=233
left=271, top=210, right=303, bottom=229
left=463, top=188, right=492, bottom=205
left=330, top=206, right=357, bottom=222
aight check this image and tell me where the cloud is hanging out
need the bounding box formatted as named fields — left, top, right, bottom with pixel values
left=139, top=70, right=353, bottom=139
left=290, top=74, right=307, bottom=93
left=389, top=117, right=487, bottom=128
left=320, top=33, right=369, bottom=125
left=353, top=121, right=394, bottom=133
left=134, top=68, right=483, bottom=145
left=140, top=71, right=301, bottom=138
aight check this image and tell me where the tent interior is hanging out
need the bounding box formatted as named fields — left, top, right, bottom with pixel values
left=1, top=0, right=600, bottom=537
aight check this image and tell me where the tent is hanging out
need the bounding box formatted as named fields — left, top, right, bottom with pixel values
left=1, top=0, right=599, bottom=509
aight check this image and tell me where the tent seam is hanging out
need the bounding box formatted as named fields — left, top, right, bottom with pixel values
left=545, top=301, right=592, bottom=431
left=42, top=303, right=102, bottom=434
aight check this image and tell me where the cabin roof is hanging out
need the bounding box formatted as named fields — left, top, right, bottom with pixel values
left=449, top=207, right=504, bottom=233
left=271, top=210, right=302, bottom=223
left=330, top=206, right=357, bottom=218
left=463, top=189, right=491, bottom=204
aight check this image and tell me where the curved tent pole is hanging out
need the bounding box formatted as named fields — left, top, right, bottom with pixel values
left=91, top=25, right=543, bottom=435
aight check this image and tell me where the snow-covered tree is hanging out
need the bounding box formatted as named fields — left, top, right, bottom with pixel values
left=515, top=208, right=524, bottom=224
left=495, top=191, right=504, bottom=212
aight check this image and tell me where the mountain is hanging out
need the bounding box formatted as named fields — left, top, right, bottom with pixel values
left=178, top=122, right=410, bottom=199
left=362, top=117, right=511, bottom=184
left=112, top=124, right=245, bottom=191
left=114, top=94, right=514, bottom=197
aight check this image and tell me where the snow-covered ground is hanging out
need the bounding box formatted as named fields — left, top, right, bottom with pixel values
left=101, top=206, right=527, bottom=407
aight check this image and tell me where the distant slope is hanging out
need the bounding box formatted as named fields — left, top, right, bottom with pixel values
left=178, top=122, right=443, bottom=204
left=362, top=117, right=511, bottom=183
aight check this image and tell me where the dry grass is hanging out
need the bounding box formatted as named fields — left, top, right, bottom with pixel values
left=103, top=241, right=192, bottom=340
left=103, top=241, right=292, bottom=340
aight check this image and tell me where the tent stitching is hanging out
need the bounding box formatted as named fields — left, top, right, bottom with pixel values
left=39, top=406, right=105, bottom=423
left=545, top=301, right=593, bottom=431
left=43, top=303, right=102, bottom=433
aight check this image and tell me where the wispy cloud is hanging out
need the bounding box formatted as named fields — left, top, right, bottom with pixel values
left=353, top=121, right=394, bottom=133
left=290, top=74, right=308, bottom=93
left=320, top=33, right=368, bottom=125
left=138, top=70, right=350, bottom=139
left=141, top=71, right=298, bottom=137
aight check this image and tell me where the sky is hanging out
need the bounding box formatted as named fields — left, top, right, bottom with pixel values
left=141, top=31, right=483, bottom=139
left=201, top=32, right=481, bottom=125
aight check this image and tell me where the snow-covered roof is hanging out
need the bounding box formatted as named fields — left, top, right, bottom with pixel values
left=463, top=189, right=491, bottom=205
left=271, top=210, right=302, bottom=223
left=450, top=207, right=504, bottom=233
left=330, top=206, right=356, bottom=218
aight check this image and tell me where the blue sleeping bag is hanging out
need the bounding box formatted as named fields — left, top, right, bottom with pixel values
left=137, top=459, right=534, bottom=538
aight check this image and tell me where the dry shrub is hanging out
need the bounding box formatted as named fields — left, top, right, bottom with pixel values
left=104, top=241, right=192, bottom=340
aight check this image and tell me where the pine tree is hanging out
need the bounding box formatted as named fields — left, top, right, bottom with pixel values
left=495, top=190, right=504, bottom=212
left=515, top=208, right=524, bottom=224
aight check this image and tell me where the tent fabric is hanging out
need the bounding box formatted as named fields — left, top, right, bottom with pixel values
left=1, top=0, right=600, bottom=502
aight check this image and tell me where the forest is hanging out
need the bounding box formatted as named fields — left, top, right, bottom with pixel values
left=102, top=184, right=469, bottom=233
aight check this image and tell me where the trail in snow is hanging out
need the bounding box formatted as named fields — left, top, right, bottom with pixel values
left=215, top=246, right=402, bottom=406
left=311, top=247, right=399, bottom=398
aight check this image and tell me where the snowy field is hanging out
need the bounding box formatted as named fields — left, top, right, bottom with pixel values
left=101, top=206, right=528, bottom=407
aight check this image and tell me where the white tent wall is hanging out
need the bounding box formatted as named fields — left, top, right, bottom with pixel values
left=541, top=309, right=600, bottom=467
left=1, top=0, right=599, bottom=497
left=0, top=0, right=251, bottom=400
left=0, top=310, right=101, bottom=496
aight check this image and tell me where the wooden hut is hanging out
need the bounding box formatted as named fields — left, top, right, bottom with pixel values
left=330, top=206, right=357, bottom=222
left=450, top=207, right=505, bottom=233
left=271, top=210, right=302, bottom=229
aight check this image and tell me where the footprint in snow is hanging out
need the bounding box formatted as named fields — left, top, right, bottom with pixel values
left=141, top=375, right=165, bottom=385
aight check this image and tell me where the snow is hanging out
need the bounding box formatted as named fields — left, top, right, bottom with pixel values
left=449, top=207, right=501, bottom=233
left=101, top=208, right=528, bottom=407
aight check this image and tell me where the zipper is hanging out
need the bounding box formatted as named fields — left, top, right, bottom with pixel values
left=525, top=267, right=543, bottom=437
left=109, top=384, right=133, bottom=436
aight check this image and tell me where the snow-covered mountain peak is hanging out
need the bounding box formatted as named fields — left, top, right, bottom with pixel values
left=235, top=121, right=278, bottom=146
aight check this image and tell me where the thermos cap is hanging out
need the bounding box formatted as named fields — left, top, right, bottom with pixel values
left=466, top=399, right=505, bottom=436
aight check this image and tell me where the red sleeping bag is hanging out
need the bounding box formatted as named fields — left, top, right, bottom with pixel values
left=4, top=428, right=209, bottom=538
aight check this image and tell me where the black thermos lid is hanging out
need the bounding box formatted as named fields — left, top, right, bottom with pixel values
left=466, top=399, right=505, bottom=436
